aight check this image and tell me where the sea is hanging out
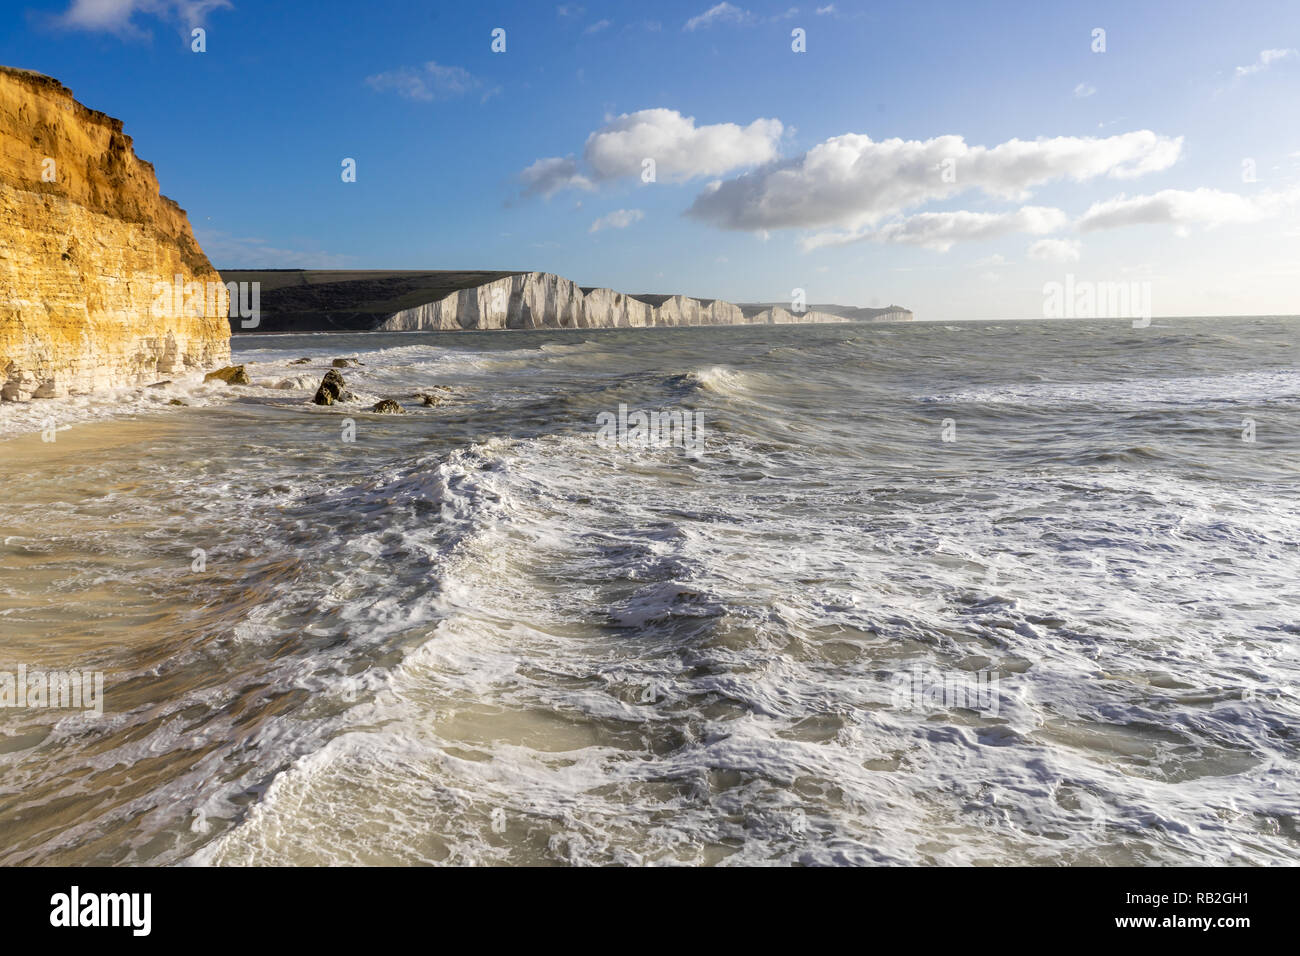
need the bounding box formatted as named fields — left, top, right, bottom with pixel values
left=1, top=315, right=1298, bottom=865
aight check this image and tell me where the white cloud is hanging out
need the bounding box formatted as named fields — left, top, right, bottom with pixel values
left=522, top=109, right=782, bottom=197
left=520, top=156, right=595, bottom=198
left=556, top=4, right=585, bottom=17
left=1078, top=186, right=1300, bottom=230
left=685, top=3, right=751, bottom=31
left=1028, top=238, right=1082, bottom=262
left=816, top=4, right=836, bottom=14
left=584, top=19, right=612, bottom=34
left=365, top=62, right=484, bottom=102
left=687, top=130, right=1182, bottom=232
left=590, top=208, right=645, bottom=232
left=1236, top=48, right=1296, bottom=77
left=585, top=108, right=782, bottom=181
left=804, top=206, right=1068, bottom=252
left=1074, top=82, right=1096, bottom=98
left=56, top=0, right=230, bottom=36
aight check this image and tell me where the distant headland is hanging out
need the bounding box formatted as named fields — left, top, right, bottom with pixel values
left=219, top=269, right=914, bottom=334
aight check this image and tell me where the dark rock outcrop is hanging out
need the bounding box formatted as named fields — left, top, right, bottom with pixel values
left=313, top=369, right=346, bottom=405
left=204, top=365, right=250, bottom=385
left=416, top=385, right=452, bottom=407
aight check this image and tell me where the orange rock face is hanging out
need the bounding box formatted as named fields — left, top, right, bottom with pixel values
left=0, top=65, right=230, bottom=400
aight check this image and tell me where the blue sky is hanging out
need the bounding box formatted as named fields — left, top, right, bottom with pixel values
left=5, top=0, right=1299, bottom=318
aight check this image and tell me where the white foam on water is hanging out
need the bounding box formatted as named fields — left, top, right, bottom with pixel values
left=6, top=319, right=1300, bottom=865
left=927, top=369, right=1300, bottom=407
left=189, top=426, right=1300, bottom=865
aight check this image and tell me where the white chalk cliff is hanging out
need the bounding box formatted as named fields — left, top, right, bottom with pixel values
left=373, top=272, right=901, bottom=332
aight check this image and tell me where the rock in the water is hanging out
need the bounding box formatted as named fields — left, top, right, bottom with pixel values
left=204, top=365, right=250, bottom=385
left=147, top=380, right=173, bottom=388
left=289, top=357, right=312, bottom=365
left=167, top=398, right=187, bottom=406
left=313, top=368, right=346, bottom=405
left=370, top=399, right=405, bottom=414
left=415, top=384, right=452, bottom=406
left=332, top=357, right=360, bottom=368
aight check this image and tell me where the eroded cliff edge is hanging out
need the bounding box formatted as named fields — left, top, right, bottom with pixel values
left=0, top=66, right=229, bottom=400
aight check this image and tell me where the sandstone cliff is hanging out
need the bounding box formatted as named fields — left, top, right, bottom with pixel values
left=219, top=269, right=909, bottom=333
left=0, top=66, right=229, bottom=400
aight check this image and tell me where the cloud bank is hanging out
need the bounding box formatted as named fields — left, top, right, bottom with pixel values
left=590, top=208, right=645, bottom=232
left=521, top=108, right=782, bottom=196
left=687, top=130, right=1183, bottom=233
left=520, top=156, right=595, bottom=198
left=1028, top=238, right=1083, bottom=262
left=585, top=108, right=782, bottom=181
left=1236, top=49, right=1296, bottom=77
left=56, top=0, right=231, bottom=36
left=1078, top=187, right=1300, bottom=230
left=365, top=62, right=488, bottom=102
left=804, top=207, right=1069, bottom=252
left=684, top=3, right=751, bottom=31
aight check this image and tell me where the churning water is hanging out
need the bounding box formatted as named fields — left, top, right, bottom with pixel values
left=1, top=316, right=1298, bottom=865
